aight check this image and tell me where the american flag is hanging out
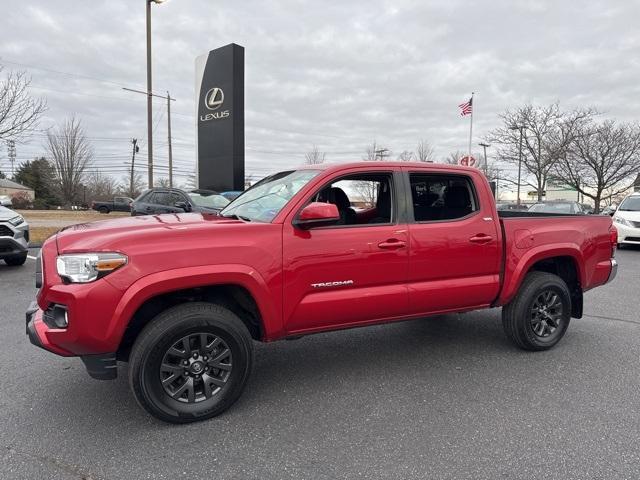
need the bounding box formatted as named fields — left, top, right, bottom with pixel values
left=458, top=97, right=473, bottom=116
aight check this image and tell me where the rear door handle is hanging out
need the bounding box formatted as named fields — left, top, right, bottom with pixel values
left=378, top=239, right=406, bottom=250
left=469, top=234, right=493, bottom=244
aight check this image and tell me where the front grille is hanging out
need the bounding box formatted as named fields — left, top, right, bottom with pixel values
left=625, top=236, right=640, bottom=242
left=631, top=221, right=640, bottom=229
left=0, top=224, right=13, bottom=237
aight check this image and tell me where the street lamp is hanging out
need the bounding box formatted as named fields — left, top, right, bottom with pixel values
left=509, top=125, right=525, bottom=206
left=146, top=0, right=166, bottom=188
left=478, top=142, right=490, bottom=174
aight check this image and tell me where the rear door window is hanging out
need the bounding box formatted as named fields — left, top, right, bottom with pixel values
left=409, top=174, right=478, bottom=222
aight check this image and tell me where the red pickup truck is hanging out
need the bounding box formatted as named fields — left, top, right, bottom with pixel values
left=26, top=162, right=617, bottom=423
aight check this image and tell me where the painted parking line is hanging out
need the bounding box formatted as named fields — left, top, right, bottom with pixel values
left=27, top=255, right=37, bottom=260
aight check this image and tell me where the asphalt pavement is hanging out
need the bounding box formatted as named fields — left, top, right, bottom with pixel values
left=1, top=246, right=639, bottom=480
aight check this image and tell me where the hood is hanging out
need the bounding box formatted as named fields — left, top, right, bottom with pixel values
left=615, top=209, right=640, bottom=221
left=0, top=205, right=20, bottom=222
left=55, top=212, right=243, bottom=253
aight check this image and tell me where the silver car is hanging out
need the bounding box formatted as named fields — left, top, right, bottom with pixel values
left=0, top=206, right=29, bottom=266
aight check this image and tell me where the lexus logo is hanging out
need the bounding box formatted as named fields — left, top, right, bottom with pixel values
left=205, top=87, right=224, bottom=110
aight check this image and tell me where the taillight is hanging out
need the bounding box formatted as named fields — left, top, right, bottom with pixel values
left=610, top=225, right=618, bottom=257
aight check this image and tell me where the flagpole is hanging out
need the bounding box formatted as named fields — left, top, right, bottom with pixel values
left=468, top=92, right=474, bottom=159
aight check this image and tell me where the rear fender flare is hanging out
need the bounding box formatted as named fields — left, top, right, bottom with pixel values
left=498, top=244, right=585, bottom=305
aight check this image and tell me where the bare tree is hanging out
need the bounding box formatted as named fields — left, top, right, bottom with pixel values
left=47, top=117, right=93, bottom=205
left=416, top=139, right=435, bottom=162
left=305, top=145, right=326, bottom=164
left=554, top=120, right=640, bottom=213
left=363, top=141, right=391, bottom=161
left=352, top=180, right=378, bottom=207
left=397, top=150, right=414, bottom=161
left=155, top=177, right=171, bottom=188
left=488, top=103, right=595, bottom=201
left=119, top=172, right=145, bottom=198
left=85, top=170, right=118, bottom=202
left=441, top=150, right=464, bottom=165
left=0, top=67, right=46, bottom=141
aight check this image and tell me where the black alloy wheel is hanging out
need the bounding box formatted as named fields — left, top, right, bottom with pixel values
left=530, top=289, right=564, bottom=338
left=502, top=272, right=571, bottom=351
left=160, top=333, right=233, bottom=403
left=128, top=302, right=253, bottom=423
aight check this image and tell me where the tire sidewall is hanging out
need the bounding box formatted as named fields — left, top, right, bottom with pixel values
left=521, top=278, right=571, bottom=349
left=130, top=305, right=252, bottom=423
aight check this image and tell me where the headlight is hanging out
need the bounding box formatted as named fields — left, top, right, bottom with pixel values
left=56, top=253, right=127, bottom=283
left=8, top=215, right=24, bottom=226
left=614, top=216, right=633, bottom=227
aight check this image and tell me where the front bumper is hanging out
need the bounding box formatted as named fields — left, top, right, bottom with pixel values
left=0, top=221, right=29, bottom=257
left=26, top=301, right=118, bottom=380
left=614, top=222, right=640, bottom=244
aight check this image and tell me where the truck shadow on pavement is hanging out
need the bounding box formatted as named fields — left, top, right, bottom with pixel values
left=33, top=308, right=589, bottom=429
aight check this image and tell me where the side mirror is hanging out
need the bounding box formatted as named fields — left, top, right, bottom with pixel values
left=175, top=201, right=191, bottom=212
left=294, top=202, right=340, bottom=229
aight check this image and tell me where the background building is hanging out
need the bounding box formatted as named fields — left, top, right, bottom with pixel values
left=0, top=178, right=35, bottom=201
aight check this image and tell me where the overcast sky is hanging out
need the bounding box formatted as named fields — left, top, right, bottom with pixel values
left=1, top=0, right=639, bottom=186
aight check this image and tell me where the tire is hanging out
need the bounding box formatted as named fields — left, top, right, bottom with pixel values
left=4, top=253, right=27, bottom=266
left=502, top=272, right=571, bottom=351
left=98, top=206, right=109, bottom=214
left=128, top=302, right=253, bottom=423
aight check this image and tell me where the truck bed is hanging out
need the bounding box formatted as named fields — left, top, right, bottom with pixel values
left=496, top=212, right=614, bottom=305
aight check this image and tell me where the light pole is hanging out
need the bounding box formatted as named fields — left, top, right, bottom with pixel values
left=510, top=125, right=524, bottom=206
left=146, top=0, right=166, bottom=188
left=478, top=142, right=490, bottom=174
left=123, top=87, right=175, bottom=186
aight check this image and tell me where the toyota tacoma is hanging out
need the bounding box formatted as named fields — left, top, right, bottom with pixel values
left=26, top=162, right=618, bottom=423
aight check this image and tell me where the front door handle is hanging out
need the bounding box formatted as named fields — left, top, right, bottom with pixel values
left=378, top=239, right=406, bottom=250
left=469, top=234, right=493, bottom=244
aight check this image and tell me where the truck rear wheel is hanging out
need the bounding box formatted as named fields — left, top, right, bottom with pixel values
left=128, top=302, right=253, bottom=423
left=502, top=272, right=571, bottom=351
left=98, top=206, right=109, bottom=214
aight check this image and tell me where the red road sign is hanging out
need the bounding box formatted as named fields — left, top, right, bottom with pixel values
left=459, top=155, right=476, bottom=167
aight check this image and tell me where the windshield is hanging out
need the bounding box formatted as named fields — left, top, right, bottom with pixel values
left=221, top=169, right=321, bottom=222
left=188, top=192, right=230, bottom=209
left=529, top=203, right=574, bottom=214
left=619, top=196, right=640, bottom=211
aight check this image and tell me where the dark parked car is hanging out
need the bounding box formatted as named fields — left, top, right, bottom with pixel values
left=528, top=201, right=585, bottom=215
left=131, top=188, right=229, bottom=216
left=91, top=197, right=133, bottom=214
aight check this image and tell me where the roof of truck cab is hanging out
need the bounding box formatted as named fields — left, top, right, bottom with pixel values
left=296, top=161, right=478, bottom=174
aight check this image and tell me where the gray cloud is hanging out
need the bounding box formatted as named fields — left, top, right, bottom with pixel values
left=1, top=0, right=639, bottom=183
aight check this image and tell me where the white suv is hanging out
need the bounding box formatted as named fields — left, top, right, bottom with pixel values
left=613, top=192, right=640, bottom=247
left=0, top=205, right=29, bottom=265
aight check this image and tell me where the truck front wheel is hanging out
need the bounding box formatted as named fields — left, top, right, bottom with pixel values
left=502, top=272, right=571, bottom=351
left=128, top=302, right=253, bottom=423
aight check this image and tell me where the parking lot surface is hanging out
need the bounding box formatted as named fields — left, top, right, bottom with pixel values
left=1, top=246, right=639, bottom=479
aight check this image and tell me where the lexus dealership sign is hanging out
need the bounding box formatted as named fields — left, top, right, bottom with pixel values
left=195, top=43, right=244, bottom=191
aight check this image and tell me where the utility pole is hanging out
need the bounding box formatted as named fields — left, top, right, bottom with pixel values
left=130, top=138, right=139, bottom=197
left=478, top=142, right=490, bottom=174
left=146, top=0, right=153, bottom=189
left=145, top=0, right=167, bottom=188
left=374, top=148, right=390, bottom=161
left=122, top=87, right=175, bottom=187
left=167, top=91, right=173, bottom=187
left=6, top=140, right=16, bottom=178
